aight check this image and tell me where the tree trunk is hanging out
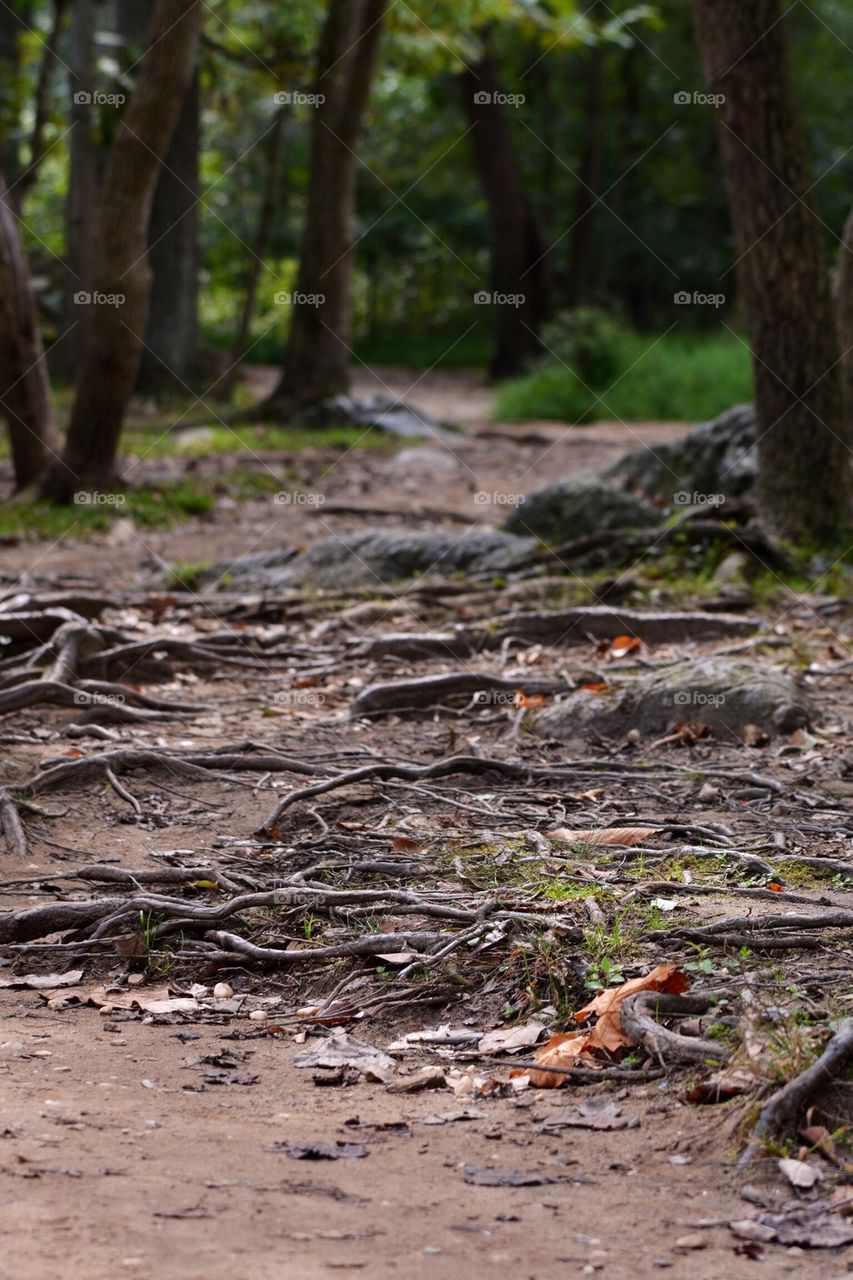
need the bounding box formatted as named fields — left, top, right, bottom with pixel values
left=137, top=68, right=200, bottom=392
left=461, top=53, right=550, bottom=379
left=59, top=0, right=101, bottom=377
left=565, top=0, right=605, bottom=307
left=0, top=170, right=60, bottom=488
left=116, top=0, right=200, bottom=393
left=41, top=0, right=201, bottom=501
left=0, top=0, right=28, bottom=188
left=264, top=0, right=388, bottom=417
left=692, top=0, right=851, bottom=544
left=225, top=105, right=287, bottom=399
left=833, top=204, right=853, bottom=428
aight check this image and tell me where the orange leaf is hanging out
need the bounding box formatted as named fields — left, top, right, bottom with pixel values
left=392, top=836, right=425, bottom=853
left=518, top=963, right=691, bottom=1086
left=767, top=882, right=784, bottom=893
left=511, top=1030, right=596, bottom=1087
left=577, top=963, right=690, bottom=1054
left=579, top=681, right=609, bottom=693
left=550, top=827, right=658, bottom=846
left=610, top=634, right=642, bottom=657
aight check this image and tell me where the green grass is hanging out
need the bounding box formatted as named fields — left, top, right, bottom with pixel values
left=495, top=331, right=752, bottom=423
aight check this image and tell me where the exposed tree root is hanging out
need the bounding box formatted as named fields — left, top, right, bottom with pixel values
left=619, top=992, right=730, bottom=1065
left=739, top=1018, right=853, bottom=1166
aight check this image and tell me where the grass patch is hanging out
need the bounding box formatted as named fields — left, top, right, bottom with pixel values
left=495, top=331, right=752, bottom=423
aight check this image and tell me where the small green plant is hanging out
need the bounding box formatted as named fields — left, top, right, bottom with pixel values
left=583, top=955, right=625, bottom=992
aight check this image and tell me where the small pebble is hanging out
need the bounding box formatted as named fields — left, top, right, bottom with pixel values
left=213, top=982, right=234, bottom=999
left=248, top=1010, right=268, bottom=1022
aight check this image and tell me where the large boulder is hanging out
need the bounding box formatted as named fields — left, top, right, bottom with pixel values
left=535, top=657, right=811, bottom=743
left=504, top=476, right=659, bottom=544
left=506, top=405, right=757, bottom=544
left=201, top=529, right=536, bottom=592
left=604, top=404, right=757, bottom=503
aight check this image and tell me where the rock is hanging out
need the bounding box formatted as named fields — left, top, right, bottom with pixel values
left=508, top=406, right=757, bottom=544
left=201, top=529, right=536, bottom=592
left=535, top=658, right=812, bottom=743
left=504, top=475, right=659, bottom=544
left=173, top=426, right=217, bottom=451
left=604, top=404, right=757, bottom=503
left=303, top=394, right=455, bottom=440
left=387, top=446, right=466, bottom=478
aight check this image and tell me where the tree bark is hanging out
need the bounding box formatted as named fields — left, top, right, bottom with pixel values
left=0, top=0, right=26, bottom=188
left=41, top=0, right=201, bottom=501
left=116, top=0, right=200, bottom=393
left=0, top=169, right=60, bottom=487
left=225, top=105, right=287, bottom=398
left=461, top=53, right=550, bottom=378
left=692, top=0, right=851, bottom=544
left=264, top=0, right=388, bottom=417
left=833, top=204, right=853, bottom=428
left=59, top=0, right=101, bottom=377
left=137, top=68, right=200, bottom=392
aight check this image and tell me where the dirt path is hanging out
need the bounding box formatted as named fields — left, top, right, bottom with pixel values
left=0, top=1012, right=812, bottom=1280
left=0, top=369, right=849, bottom=1278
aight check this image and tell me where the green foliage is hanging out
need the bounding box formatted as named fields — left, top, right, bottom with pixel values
left=541, top=307, right=629, bottom=386
left=495, top=329, right=752, bottom=422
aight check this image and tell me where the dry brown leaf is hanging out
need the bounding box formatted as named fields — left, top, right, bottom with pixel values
left=513, top=1030, right=594, bottom=1087
left=514, top=690, right=548, bottom=708
left=550, top=826, right=658, bottom=846
left=610, top=635, right=642, bottom=657
left=576, top=962, right=690, bottom=1053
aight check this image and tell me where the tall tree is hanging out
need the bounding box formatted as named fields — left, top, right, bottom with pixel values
left=41, top=0, right=201, bottom=500
left=117, top=0, right=200, bottom=392
left=263, top=0, right=388, bottom=418
left=692, top=0, right=851, bottom=544
left=461, top=50, right=550, bottom=378
left=833, top=204, right=853, bottom=429
left=0, top=169, right=60, bottom=487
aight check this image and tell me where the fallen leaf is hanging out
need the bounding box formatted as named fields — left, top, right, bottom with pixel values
left=293, top=1033, right=394, bottom=1082
left=800, top=1123, right=838, bottom=1164
left=549, top=826, right=658, bottom=846
left=579, top=963, right=690, bottom=1054
left=609, top=635, right=642, bottom=658
left=391, top=836, right=425, bottom=854
left=86, top=985, right=198, bottom=1014
left=778, top=1157, right=822, bottom=1189
left=767, top=881, right=784, bottom=893
left=579, top=681, right=609, bottom=693
left=477, top=1022, right=544, bottom=1054
left=0, top=970, right=83, bottom=991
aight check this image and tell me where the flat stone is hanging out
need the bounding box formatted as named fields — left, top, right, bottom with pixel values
left=504, top=476, right=659, bottom=544
left=535, top=658, right=812, bottom=742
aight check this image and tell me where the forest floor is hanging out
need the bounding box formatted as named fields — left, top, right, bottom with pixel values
left=0, top=369, right=850, bottom=1279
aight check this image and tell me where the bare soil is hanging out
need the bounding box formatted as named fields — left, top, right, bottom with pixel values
left=0, top=370, right=849, bottom=1279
